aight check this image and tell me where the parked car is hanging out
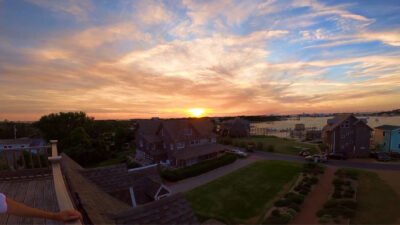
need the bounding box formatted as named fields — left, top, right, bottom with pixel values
left=376, top=152, right=391, bottom=162
left=328, top=152, right=347, bottom=160
left=232, top=149, right=248, bottom=157
left=305, top=154, right=328, bottom=163
left=299, top=148, right=311, bottom=157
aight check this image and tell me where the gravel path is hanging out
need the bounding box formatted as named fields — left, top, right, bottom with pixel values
left=168, top=155, right=264, bottom=193
left=291, top=167, right=337, bottom=224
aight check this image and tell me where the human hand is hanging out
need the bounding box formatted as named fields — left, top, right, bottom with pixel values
left=56, top=209, right=83, bottom=222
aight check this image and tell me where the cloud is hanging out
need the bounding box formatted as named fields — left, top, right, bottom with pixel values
left=133, top=0, right=173, bottom=25
left=25, top=0, right=93, bottom=21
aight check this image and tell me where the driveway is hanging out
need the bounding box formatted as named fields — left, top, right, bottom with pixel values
left=168, top=155, right=264, bottom=193
left=254, top=151, right=400, bottom=171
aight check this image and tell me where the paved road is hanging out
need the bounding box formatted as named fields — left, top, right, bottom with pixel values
left=254, top=151, right=400, bottom=171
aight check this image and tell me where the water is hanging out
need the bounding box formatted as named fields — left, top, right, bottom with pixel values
left=251, top=116, right=400, bottom=138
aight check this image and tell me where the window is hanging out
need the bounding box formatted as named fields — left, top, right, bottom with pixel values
left=383, top=131, right=385, bottom=136
left=170, top=144, right=174, bottom=150
left=177, top=142, right=185, bottom=149
left=184, top=128, right=192, bottom=136
left=163, top=143, right=166, bottom=149
left=211, top=138, right=216, bottom=143
left=161, top=128, right=164, bottom=136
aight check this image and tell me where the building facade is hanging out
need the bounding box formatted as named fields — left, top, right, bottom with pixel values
left=322, top=114, right=372, bottom=158
left=374, top=125, right=400, bottom=153
left=135, top=118, right=224, bottom=167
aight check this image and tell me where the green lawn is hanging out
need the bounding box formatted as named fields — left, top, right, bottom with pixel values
left=184, top=160, right=303, bottom=224
left=351, top=170, right=400, bottom=224
left=86, top=150, right=134, bottom=168
left=220, top=136, right=319, bottom=155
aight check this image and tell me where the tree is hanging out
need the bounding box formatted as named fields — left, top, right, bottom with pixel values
left=62, top=127, right=95, bottom=165
left=33, top=112, right=94, bottom=142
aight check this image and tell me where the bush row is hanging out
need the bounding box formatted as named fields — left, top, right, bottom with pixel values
left=160, top=153, right=237, bottom=181
left=317, top=199, right=357, bottom=223
left=303, top=163, right=325, bottom=175
left=218, top=138, right=275, bottom=152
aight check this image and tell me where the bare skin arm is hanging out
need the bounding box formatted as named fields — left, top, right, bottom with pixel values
left=6, top=197, right=82, bottom=223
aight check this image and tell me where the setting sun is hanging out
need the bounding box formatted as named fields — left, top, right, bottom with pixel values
left=188, top=108, right=206, bottom=117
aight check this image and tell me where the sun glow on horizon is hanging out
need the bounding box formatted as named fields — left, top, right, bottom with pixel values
left=188, top=108, right=206, bottom=117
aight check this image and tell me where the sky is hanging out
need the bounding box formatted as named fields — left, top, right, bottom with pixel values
left=0, top=0, right=400, bottom=121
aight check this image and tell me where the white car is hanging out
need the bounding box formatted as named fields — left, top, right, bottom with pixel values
left=232, top=149, right=248, bottom=157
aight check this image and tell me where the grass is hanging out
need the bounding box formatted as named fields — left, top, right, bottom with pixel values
left=184, top=160, right=303, bottom=224
left=350, top=170, right=400, bottom=224
left=220, top=136, right=318, bottom=155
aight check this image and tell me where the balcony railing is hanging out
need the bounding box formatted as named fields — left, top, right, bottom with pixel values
left=0, top=141, right=82, bottom=225
left=0, top=144, right=51, bottom=180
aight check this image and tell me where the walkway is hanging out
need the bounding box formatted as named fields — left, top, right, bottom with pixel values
left=291, top=167, right=337, bottom=224
left=168, top=155, right=264, bottom=193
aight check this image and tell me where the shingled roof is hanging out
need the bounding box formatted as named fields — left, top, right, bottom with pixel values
left=110, top=193, right=199, bottom=225
left=80, top=163, right=167, bottom=206
left=60, top=153, right=131, bottom=225
left=375, top=125, right=400, bottom=131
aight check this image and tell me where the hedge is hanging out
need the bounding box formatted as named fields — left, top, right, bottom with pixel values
left=160, top=153, right=237, bottom=181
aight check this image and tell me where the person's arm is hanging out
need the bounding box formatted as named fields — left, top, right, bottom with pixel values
left=6, top=197, right=82, bottom=223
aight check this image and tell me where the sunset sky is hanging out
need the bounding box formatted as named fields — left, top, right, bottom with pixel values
left=1, top=0, right=400, bottom=121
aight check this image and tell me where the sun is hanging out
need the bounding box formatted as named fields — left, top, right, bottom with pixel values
left=188, top=108, right=206, bottom=117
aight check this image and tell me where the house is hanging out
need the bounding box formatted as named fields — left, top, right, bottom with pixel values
left=80, top=163, right=171, bottom=207
left=218, top=117, right=250, bottom=137
left=291, top=123, right=306, bottom=138
left=135, top=118, right=226, bottom=167
left=322, top=114, right=372, bottom=158
left=305, top=129, right=322, bottom=141
left=0, top=137, right=46, bottom=150
left=374, top=125, right=400, bottom=153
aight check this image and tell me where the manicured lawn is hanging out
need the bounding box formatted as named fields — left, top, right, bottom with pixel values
left=184, top=160, right=303, bottom=224
left=220, top=136, right=318, bottom=155
left=351, top=170, right=400, bottom=224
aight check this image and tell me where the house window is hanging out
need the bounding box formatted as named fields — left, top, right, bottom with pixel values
left=177, top=142, right=185, bottom=149
left=383, top=142, right=386, bottom=146
left=383, top=131, right=385, bottom=136
left=211, top=138, right=216, bottom=143
left=163, top=143, right=166, bottom=149
left=139, top=140, right=143, bottom=148
left=161, top=128, right=164, bottom=136
left=170, top=144, right=174, bottom=150
left=184, top=128, right=192, bottom=136
left=398, top=144, right=400, bottom=148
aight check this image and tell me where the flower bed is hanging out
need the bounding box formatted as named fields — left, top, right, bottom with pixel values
left=263, top=163, right=325, bottom=224
left=317, top=169, right=358, bottom=224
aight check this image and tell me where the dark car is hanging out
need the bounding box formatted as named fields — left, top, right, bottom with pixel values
left=376, top=152, right=391, bottom=162
left=328, top=152, right=347, bottom=160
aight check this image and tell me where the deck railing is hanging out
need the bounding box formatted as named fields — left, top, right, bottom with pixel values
left=49, top=140, right=82, bottom=225
left=0, top=144, right=52, bottom=179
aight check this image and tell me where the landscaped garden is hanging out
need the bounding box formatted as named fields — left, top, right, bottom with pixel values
left=264, top=163, right=325, bottom=224
left=184, top=160, right=303, bottom=224
left=317, top=168, right=359, bottom=224
left=218, top=135, right=319, bottom=155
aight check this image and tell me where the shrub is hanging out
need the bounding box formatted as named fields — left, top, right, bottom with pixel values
left=281, top=212, right=293, bottom=221
left=286, top=208, right=297, bottom=218
left=319, top=215, right=332, bottom=224
left=344, top=180, right=351, bottom=186
left=343, top=190, right=354, bottom=198
left=340, top=200, right=357, bottom=209
left=288, top=203, right=300, bottom=212
left=317, top=209, right=326, bottom=217
left=239, top=141, right=247, bottom=148
left=332, top=191, right=342, bottom=199
left=126, top=161, right=141, bottom=169
left=286, top=193, right=304, bottom=204
left=333, top=178, right=345, bottom=186
left=310, top=176, right=319, bottom=184
left=256, top=142, right=264, bottom=151
left=264, top=214, right=290, bottom=224
left=160, top=153, right=237, bottom=181
left=274, top=199, right=290, bottom=207
left=272, top=209, right=281, bottom=217
left=299, top=189, right=309, bottom=195
left=267, top=145, right=275, bottom=152
left=324, top=199, right=339, bottom=209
